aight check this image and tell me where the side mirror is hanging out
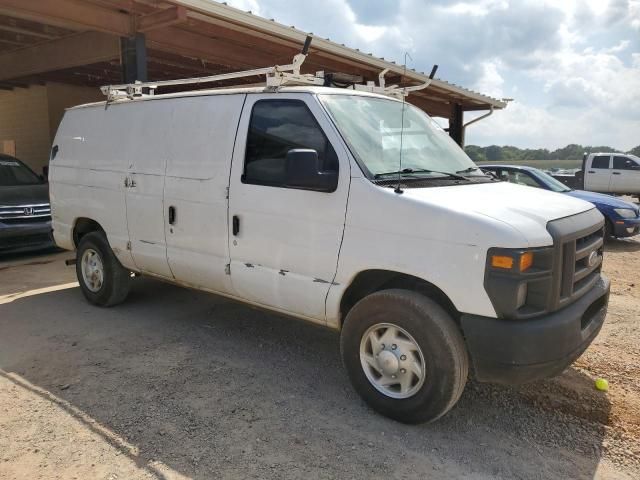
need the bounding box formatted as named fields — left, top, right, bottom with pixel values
left=285, top=149, right=338, bottom=192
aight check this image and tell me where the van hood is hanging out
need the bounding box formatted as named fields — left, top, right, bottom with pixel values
left=401, top=181, right=597, bottom=246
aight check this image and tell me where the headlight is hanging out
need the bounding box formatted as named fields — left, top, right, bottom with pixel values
left=614, top=208, right=637, bottom=219
left=485, top=247, right=554, bottom=319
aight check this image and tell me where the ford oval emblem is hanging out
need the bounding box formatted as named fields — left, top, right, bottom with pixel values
left=587, top=250, right=599, bottom=267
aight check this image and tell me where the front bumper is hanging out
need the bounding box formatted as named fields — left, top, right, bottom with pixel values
left=0, top=221, right=55, bottom=254
left=612, top=217, right=640, bottom=237
left=461, top=275, right=610, bottom=384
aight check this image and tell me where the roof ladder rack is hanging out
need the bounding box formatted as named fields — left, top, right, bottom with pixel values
left=101, top=35, right=438, bottom=102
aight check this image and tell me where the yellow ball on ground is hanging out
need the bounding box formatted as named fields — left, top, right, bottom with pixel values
left=595, top=378, right=609, bottom=392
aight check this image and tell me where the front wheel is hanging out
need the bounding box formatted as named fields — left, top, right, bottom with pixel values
left=340, top=289, right=468, bottom=424
left=76, top=232, right=131, bottom=307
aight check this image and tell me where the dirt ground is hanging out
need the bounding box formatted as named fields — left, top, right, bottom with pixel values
left=0, top=233, right=639, bottom=479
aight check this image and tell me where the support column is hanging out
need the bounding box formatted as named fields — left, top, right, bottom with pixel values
left=449, top=103, right=465, bottom=147
left=120, top=33, right=147, bottom=83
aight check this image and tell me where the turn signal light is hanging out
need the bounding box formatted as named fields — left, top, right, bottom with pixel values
left=519, top=252, right=534, bottom=272
left=491, top=255, right=514, bottom=269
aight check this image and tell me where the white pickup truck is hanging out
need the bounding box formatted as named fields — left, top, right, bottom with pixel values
left=583, top=152, right=640, bottom=196
left=49, top=64, right=610, bottom=424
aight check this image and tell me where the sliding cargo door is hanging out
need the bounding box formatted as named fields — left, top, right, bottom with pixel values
left=164, top=95, right=245, bottom=294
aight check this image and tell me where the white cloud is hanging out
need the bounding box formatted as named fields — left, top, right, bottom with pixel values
left=221, top=0, right=640, bottom=150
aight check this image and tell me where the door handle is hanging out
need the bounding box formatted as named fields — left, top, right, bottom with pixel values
left=612, top=172, right=621, bottom=175
left=168, top=206, right=176, bottom=225
left=232, top=215, right=240, bottom=236
left=588, top=171, right=595, bottom=174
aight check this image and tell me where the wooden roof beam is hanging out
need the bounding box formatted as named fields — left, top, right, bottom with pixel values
left=0, top=0, right=131, bottom=35
left=138, top=6, right=187, bottom=32
left=0, top=31, right=119, bottom=82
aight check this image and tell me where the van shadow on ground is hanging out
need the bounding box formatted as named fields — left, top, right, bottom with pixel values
left=0, top=278, right=612, bottom=479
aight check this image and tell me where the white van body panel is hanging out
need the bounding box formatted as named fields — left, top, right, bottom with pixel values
left=324, top=178, right=595, bottom=326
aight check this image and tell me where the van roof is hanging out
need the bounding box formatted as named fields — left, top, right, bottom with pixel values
left=67, top=85, right=399, bottom=111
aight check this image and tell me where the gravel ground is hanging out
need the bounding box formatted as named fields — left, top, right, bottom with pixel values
left=0, top=235, right=639, bottom=480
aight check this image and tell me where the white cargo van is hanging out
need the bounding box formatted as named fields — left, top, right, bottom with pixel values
left=49, top=61, right=610, bottom=423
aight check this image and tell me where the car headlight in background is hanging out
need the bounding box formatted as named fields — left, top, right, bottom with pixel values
left=614, top=208, right=637, bottom=219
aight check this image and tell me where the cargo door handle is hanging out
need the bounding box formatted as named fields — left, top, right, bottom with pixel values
left=168, top=206, right=176, bottom=225
left=588, top=170, right=595, bottom=173
left=232, top=215, right=240, bottom=236
left=612, top=172, right=621, bottom=175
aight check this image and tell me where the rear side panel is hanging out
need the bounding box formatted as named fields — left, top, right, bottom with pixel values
left=50, top=105, right=134, bottom=268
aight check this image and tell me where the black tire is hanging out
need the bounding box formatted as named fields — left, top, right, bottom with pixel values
left=76, top=231, right=131, bottom=307
left=605, top=219, right=615, bottom=240
left=340, top=289, right=468, bottom=424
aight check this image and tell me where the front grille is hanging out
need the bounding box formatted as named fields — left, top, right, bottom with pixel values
left=560, top=228, right=604, bottom=304
left=547, top=209, right=605, bottom=311
left=0, top=203, right=51, bottom=223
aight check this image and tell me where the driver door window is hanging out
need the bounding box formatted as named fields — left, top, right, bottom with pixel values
left=243, top=100, right=338, bottom=187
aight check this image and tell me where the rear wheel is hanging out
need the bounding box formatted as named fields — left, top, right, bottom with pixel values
left=340, top=289, right=468, bottom=424
left=76, top=232, right=131, bottom=307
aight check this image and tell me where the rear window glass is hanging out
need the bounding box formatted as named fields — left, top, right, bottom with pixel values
left=0, top=157, right=41, bottom=186
left=591, top=156, right=610, bottom=169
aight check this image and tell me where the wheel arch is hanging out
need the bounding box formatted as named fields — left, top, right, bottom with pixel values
left=72, top=217, right=105, bottom=248
left=339, top=269, right=460, bottom=327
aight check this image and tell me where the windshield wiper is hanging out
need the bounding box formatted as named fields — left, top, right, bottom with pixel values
left=374, top=168, right=469, bottom=181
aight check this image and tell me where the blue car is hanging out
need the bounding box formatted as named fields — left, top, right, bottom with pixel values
left=481, top=164, right=640, bottom=238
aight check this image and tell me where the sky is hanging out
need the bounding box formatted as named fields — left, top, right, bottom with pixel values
left=222, top=0, right=640, bottom=150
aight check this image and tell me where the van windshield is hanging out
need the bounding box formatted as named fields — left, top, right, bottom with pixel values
left=319, top=94, right=484, bottom=178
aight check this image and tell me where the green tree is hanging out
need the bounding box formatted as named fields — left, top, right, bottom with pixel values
left=627, top=145, right=640, bottom=156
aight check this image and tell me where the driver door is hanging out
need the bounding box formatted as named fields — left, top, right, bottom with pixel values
left=227, top=94, right=350, bottom=322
